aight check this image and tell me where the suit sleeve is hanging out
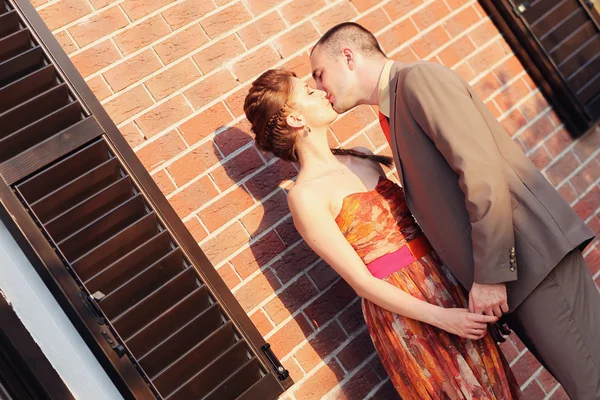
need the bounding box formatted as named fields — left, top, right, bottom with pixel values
left=403, top=64, right=517, bottom=285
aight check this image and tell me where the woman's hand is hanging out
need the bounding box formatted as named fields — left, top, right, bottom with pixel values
left=434, top=308, right=498, bottom=340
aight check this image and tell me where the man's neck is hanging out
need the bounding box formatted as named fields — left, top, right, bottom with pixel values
left=361, top=57, right=389, bottom=106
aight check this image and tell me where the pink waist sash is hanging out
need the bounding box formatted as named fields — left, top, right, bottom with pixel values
left=366, top=235, right=432, bottom=279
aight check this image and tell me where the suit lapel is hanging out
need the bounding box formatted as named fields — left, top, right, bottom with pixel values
left=388, top=62, right=406, bottom=190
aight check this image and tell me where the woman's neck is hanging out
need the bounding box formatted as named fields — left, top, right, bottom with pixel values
left=296, top=127, right=344, bottom=175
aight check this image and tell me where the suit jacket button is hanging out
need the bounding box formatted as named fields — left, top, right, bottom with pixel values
left=510, top=267, right=515, bottom=272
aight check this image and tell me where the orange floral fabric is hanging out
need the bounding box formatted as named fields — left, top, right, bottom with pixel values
left=335, top=178, right=520, bottom=399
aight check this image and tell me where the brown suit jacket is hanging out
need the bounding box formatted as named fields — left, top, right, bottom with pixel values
left=388, top=61, right=594, bottom=310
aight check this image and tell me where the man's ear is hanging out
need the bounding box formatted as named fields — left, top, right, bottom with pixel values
left=286, top=112, right=304, bottom=129
left=342, top=47, right=355, bottom=70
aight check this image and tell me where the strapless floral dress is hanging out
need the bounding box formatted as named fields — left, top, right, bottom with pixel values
left=335, top=177, right=520, bottom=399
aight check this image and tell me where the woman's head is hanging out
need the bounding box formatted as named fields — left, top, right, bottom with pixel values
left=244, top=69, right=337, bottom=162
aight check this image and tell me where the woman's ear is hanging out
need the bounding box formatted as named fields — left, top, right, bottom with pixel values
left=286, top=112, right=305, bottom=129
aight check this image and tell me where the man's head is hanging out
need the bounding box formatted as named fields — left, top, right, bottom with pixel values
left=310, top=22, right=387, bottom=113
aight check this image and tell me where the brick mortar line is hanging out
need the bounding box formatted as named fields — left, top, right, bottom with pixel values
left=220, top=218, right=304, bottom=276
left=190, top=174, right=296, bottom=243
left=509, top=347, right=529, bottom=368
left=382, top=0, right=487, bottom=58
left=280, top=324, right=375, bottom=394
left=240, top=261, right=336, bottom=325
left=47, top=0, right=248, bottom=52
left=523, top=122, right=567, bottom=157
left=277, top=318, right=359, bottom=368
left=541, top=143, right=600, bottom=188
left=496, top=89, right=550, bottom=124
left=365, top=378, right=391, bottom=399
left=261, top=283, right=356, bottom=344
left=189, top=179, right=279, bottom=239
left=519, top=365, right=545, bottom=392
left=474, top=64, right=528, bottom=103
left=259, top=274, right=354, bottom=339
left=544, top=384, right=563, bottom=399
left=321, top=351, right=381, bottom=399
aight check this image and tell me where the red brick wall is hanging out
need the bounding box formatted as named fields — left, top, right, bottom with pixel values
left=36, top=0, right=599, bottom=398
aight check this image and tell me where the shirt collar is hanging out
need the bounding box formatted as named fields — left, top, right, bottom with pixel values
left=378, top=59, right=395, bottom=118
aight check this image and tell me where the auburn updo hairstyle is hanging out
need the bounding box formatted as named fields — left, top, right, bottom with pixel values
left=243, top=69, right=393, bottom=167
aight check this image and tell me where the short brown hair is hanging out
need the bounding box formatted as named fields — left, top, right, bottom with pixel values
left=311, top=22, right=385, bottom=59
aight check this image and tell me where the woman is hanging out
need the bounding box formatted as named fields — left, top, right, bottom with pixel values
left=244, top=69, right=519, bottom=399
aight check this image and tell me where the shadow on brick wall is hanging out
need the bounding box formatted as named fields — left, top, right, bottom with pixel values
left=213, top=126, right=400, bottom=399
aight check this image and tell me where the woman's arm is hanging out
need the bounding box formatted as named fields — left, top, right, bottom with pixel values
left=287, top=188, right=496, bottom=339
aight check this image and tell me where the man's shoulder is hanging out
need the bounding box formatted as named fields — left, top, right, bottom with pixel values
left=400, top=61, right=454, bottom=83
left=397, top=61, right=463, bottom=100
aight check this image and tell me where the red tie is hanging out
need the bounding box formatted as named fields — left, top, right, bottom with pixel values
left=378, top=112, right=391, bottom=146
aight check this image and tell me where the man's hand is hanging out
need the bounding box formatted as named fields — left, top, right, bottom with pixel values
left=468, top=282, right=508, bottom=317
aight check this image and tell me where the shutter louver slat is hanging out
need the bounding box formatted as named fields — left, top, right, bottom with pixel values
left=166, top=341, right=249, bottom=400
left=151, top=321, right=236, bottom=396
left=204, top=358, right=262, bottom=400
left=126, top=286, right=210, bottom=357
left=27, top=157, right=119, bottom=221
left=0, top=46, right=43, bottom=86
left=0, top=82, right=69, bottom=136
left=139, top=303, right=223, bottom=378
left=559, top=36, right=600, bottom=76
left=0, top=10, right=19, bottom=37
left=0, top=1, right=292, bottom=398
left=111, top=267, right=198, bottom=339
left=568, top=53, right=600, bottom=93
left=99, top=248, right=184, bottom=319
left=237, top=375, right=281, bottom=400
left=72, top=212, right=159, bottom=280
left=85, top=230, right=171, bottom=293
left=56, top=194, right=146, bottom=261
left=0, top=64, right=55, bottom=112
left=16, top=139, right=110, bottom=201
left=0, top=101, right=81, bottom=162
left=0, top=29, right=30, bottom=62
left=44, top=176, right=134, bottom=241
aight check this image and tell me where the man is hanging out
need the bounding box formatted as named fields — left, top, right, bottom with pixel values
left=310, top=22, right=599, bottom=398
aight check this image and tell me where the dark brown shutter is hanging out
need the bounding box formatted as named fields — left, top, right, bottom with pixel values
left=482, top=0, right=600, bottom=136
left=0, top=1, right=292, bottom=399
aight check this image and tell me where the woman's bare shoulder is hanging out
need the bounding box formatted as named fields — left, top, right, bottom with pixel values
left=287, top=178, right=329, bottom=209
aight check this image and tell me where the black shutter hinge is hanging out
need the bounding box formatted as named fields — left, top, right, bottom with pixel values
left=261, top=343, right=289, bottom=381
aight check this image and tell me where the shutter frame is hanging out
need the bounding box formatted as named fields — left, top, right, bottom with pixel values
left=0, top=1, right=293, bottom=398
left=480, top=0, right=599, bottom=137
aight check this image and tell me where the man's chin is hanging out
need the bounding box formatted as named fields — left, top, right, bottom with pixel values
left=333, top=105, right=350, bottom=114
